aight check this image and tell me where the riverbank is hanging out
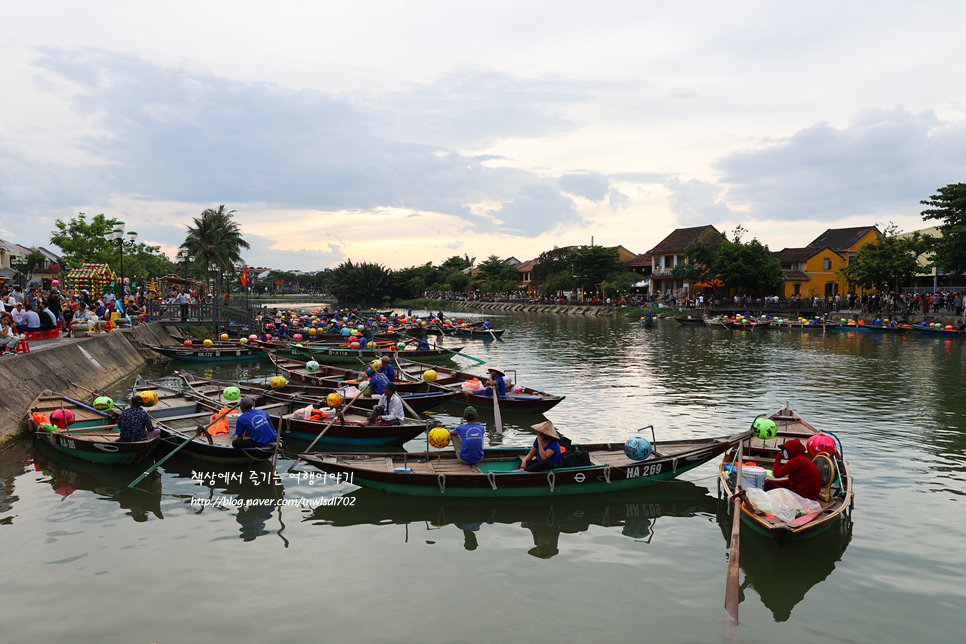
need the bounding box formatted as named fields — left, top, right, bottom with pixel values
left=0, top=322, right=177, bottom=445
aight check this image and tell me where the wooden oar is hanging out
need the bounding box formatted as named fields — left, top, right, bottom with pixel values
left=115, top=400, right=241, bottom=495
left=287, top=394, right=362, bottom=473
left=492, top=388, right=503, bottom=436
left=724, top=439, right=745, bottom=640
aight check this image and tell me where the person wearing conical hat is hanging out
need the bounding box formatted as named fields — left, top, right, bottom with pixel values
left=481, top=368, right=506, bottom=398
left=518, top=421, right=562, bottom=472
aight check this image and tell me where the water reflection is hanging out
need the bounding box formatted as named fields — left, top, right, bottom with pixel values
left=31, top=439, right=163, bottom=522
left=304, top=482, right=717, bottom=557
left=715, top=498, right=853, bottom=622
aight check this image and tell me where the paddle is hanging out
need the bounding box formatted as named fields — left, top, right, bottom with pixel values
left=723, top=437, right=746, bottom=640
left=286, top=394, right=362, bottom=473
left=492, top=388, right=503, bottom=436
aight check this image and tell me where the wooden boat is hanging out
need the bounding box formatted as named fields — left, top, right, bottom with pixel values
left=640, top=317, right=655, bottom=328
left=301, top=430, right=749, bottom=497
left=143, top=342, right=268, bottom=362
left=837, top=323, right=906, bottom=334
left=675, top=317, right=706, bottom=326
left=396, top=358, right=566, bottom=414
left=28, top=393, right=160, bottom=465
left=717, top=403, right=853, bottom=545
left=133, top=380, right=281, bottom=464
left=291, top=344, right=463, bottom=365
left=771, top=321, right=836, bottom=331
left=450, top=327, right=506, bottom=339
left=268, top=354, right=461, bottom=391
left=179, top=372, right=459, bottom=415
left=909, top=324, right=966, bottom=337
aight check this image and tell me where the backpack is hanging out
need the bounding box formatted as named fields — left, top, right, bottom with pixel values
left=562, top=450, right=592, bottom=468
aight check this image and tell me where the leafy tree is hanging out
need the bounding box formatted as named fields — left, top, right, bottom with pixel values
left=671, top=232, right=727, bottom=291
left=839, top=223, right=926, bottom=291
left=473, top=255, right=519, bottom=293
left=180, top=205, right=250, bottom=295
left=392, top=263, right=439, bottom=299
left=715, top=238, right=785, bottom=294
left=532, top=246, right=574, bottom=281
left=445, top=270, right=470, bottom=292
left=23, top=249, right=48, bottom=275
left=328, top=260, right=394, bottom=304
left=921, top=183, right=966, bottom=276
left=568, top=245, right=623, bottom=291
left=438, top=255, right=474, bottom=272
left=540, top=272, right=575, bottom=296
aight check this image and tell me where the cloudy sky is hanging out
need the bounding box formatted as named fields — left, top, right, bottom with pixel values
left=1, top=1, right=963, bottom=271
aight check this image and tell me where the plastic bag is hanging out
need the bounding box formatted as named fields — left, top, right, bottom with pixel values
left=766, top=488, right=821, bottom=522
left=744, top=488, right=774, bottom=515
left=461, top=378, right=483, bottom=394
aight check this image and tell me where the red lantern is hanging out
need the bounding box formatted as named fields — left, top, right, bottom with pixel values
left=184, top=340, right=193, bottom=347
left=349, top=342, right=360, bottom=349
left=806, top=434, right=838, bottom=458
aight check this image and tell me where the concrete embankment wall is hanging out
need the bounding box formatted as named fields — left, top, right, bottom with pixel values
left=0, top=322, right=176, bottom=444
left=444, top=302, right=621, bottom=316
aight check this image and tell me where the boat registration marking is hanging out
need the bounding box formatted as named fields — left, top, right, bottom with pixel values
left=626, top=463, right=662, bottom=478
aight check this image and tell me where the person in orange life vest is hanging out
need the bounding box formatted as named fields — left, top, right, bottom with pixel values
left=764, top=438, right=822, bottom=499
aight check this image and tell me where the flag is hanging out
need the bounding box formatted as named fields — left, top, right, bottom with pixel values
left=240, top=266, right=248, bottom=286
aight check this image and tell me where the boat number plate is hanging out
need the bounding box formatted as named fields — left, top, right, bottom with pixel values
left=626, top=463, right=662, bottom=478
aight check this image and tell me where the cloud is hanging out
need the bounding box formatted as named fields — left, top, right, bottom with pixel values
left=6, top=48, right=594, bottom=240
left=663, top=177, right=733, bottom=226
left=487, top=182, right=582, bottom=235
left=557, top=172, right=609, bottom=202
left=607, top=187, right=628, bottom=211
left=241, top=233, right=346, bottom=271
left=714, top=106, right=966, bottom=221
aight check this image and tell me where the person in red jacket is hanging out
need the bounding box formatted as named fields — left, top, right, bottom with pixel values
left=764, top=438, right=822, bottom=500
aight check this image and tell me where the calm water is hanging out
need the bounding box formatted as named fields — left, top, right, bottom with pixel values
left=1, top=312, right=964, bottom=643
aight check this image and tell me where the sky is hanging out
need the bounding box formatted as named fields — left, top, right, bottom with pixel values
left=1, top=0, right=964, bottom=271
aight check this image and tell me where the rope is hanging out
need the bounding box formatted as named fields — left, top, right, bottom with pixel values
left=547, top=471, right=555, bottom=493
left=672, top=458, right=678, bottom=473
left=437, top=473, right=446, bottom=494
left=603, top=464, right=611, bottom=484
left=487, top=471, right=497, bottom=491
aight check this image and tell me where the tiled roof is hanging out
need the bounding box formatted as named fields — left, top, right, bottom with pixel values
left=646, top=225, right=720, bottom=255
left=807, top=226, right=879, bottom=250
left=772, top=247, right=824, bottom=262
left=782, top=269, right=811, bottom=281
left=626, top=253, right=652, bottom=267
left=516, top=259, right=539, bottom=272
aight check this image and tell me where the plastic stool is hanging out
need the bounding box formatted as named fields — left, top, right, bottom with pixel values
left=16, top=338, right=30, bottom=353
left=25, top=331, right=43, bottom=341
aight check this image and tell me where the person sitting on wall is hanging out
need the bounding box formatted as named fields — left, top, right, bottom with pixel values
left=16, top=303, right=42, bottom=334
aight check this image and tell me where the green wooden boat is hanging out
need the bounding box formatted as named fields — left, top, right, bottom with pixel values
left=291, top=344, right=463, bottom=365
left=301, top=430, right=749, bottom=498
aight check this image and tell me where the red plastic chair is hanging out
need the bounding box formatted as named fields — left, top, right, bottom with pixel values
left=16, top=338, right=30, bottom=353
left=25, top=331, right=43, bottom=341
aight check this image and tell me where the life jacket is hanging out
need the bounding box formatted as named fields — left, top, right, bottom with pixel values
left=208, top=407, right=239, bottom=435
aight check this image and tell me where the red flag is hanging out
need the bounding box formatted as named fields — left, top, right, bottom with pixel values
left=240, top=266, right=248, bottom=286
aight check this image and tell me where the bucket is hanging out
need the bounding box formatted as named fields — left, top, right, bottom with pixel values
left=143, top=314, right=151, bottom=323
left=227, top=415, right=238, bottom=434
left=741, top=465, right=767, bottom=489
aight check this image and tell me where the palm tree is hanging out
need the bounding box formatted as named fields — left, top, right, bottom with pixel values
left=180, top=206, right=250, bottom=296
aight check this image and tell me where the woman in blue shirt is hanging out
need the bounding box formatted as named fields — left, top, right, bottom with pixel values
left=519, top=421, right=562, bottom=472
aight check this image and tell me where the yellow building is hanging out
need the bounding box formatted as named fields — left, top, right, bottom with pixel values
left=774, top=226, right=881, bottom=297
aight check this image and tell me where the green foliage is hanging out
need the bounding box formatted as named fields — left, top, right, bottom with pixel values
left=714, top=238, right=785, bottom=293
left=180, top=205, right=251, bottom=293
left=438, top=255, right=474, bottom=272
left=392, top=263, right=439, bottom=299
left=445, top=270, right=470, bottom=292
left=540, top=272, right=574, bottom=296
left=328, top=260, right=394, bottom=304
left=474, top=255, right=519, bottom=293
left=23, top=250, right=47, bottom=275
left=532, top=247, right=574, bottom=281
left=671, top=232, right=726, bottom=289
left=49, top=212, right=178, bottom=282
left=569, top=245, right=623, bottom=289
left=921, top=183, right=966, bottom=276
left=838, top=223, right=924, bottom=291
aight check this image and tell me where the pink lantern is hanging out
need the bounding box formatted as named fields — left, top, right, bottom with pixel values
left=293, top=333, right=303, bottom=342
left=806, top=434, right=838, bottom=458
left=266, top=323, right=274, bottom=329
left=184, top=340, right=193, bottom=347
left=350, top=341, right=360, bottom=349
left=266, top=334, right=273, bottom=341
left=52, top=279, right=60, bottom=287
left=249, top=334, right=258, bottom=342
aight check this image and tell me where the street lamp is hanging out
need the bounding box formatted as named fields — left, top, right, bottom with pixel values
left=104, top=221, right=137, bottom=299
left=177, top=251, right=195, bottom=284
left=12, top=256, right=26, bottom=290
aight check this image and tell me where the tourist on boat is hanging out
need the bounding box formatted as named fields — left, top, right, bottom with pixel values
left=232, top=398, right=278, bottom=448
left=450, top=406, right=485, bottom=465
left=378, top=356, right=397, bottom=381
left=482, top=319, right=492, bottom=329
left=116, top=396, right=161, bottom=442
left=764, top=438, right=821, bottom=500
left=415, top=336, right=431, bottom=350
left=519, top=421, right=562, bottom=472
left=481, top=368, right=506, bottom=398
left=364, top=382, right=404, bottom=426
left=362, top=368, right=391, bottom=396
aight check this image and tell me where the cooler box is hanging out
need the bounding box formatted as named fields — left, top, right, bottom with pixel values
left=741, top=465, right=767, bottom=489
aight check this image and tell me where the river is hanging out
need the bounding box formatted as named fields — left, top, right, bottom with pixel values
left=1, top=311, right=963, bottom=643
